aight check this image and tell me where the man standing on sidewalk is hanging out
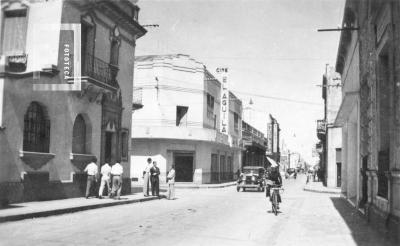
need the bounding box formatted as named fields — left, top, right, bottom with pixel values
left=167, top=165, right=176, bottom=200
left=98, top=161, right=111, bottom=199
left=84, top=157, right=98, bottom=199
left=110, top=160, right=123, bottom=200
left=150, top=161, right=160, bottom=196
left=143, top=158, right=152, bottom=197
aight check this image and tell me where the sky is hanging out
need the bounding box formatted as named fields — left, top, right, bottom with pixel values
left=135, top=0, right=346, bottom=164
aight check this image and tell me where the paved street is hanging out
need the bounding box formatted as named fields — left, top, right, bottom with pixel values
left=0, top=175, right=396, bottom=246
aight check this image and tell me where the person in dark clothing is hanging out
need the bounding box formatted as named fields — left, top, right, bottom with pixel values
left=266, top=166, right=283, bottom=204
left=150, top=161, right=160, bottom=196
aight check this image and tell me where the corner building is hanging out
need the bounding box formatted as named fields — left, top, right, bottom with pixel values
left=0, top=0, right=146, bottom=204
left=131, top=54, right=243, bottom=184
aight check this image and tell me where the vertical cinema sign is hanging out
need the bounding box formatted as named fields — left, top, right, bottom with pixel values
left=217, top=67, right=229, bottom=134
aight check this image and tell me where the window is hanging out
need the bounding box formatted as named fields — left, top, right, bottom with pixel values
left=72, top=115, right=86, bottom=154
left=110, top=26, right=120, bottom=66
left=176, top=106, right=188, bottom=126
left=206, top=93, right=214, bottom=119
left=81, top=14, right=95, bottom=73
left=234, top=113, right=239, bottom=132
left=110, top=39, right=119, bottom=66
left=377, top=49, right=391, bottom=198
left=1, top=9, right=27, bottom=55
left=120, top=130, right=129, bottom=160
left=23, top=102, right=50, bottom=153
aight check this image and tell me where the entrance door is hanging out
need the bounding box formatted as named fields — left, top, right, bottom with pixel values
left=211, top=154, right=218, bottom=183
left=336, top=162, right=342, bottom=187
left=105, top=132, right=113, bottom=162
left=174, top=153, right=194, bottom=182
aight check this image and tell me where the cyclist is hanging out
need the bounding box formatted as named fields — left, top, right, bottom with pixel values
left=266, top=166, right=283, bottom=207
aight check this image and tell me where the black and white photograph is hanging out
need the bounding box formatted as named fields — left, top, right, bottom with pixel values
left=0, top=0, right=399, bottom=245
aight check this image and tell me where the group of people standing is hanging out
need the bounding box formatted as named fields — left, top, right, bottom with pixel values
left=84, top=158, right=124, bottom=200
left=85, top=157, right=176, bottom=200
left=142, top=157, right=176, bottom=200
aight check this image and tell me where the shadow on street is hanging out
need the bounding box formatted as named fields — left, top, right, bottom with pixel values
left=330, top=197, right=398, bottom=246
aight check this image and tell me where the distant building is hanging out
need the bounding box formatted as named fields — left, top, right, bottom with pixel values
left=241, top=121, right=267, bottom=167
left=316, top=67, right=342, bottom=188
left=266, top=114, right=280, bottom=163
left=0, top=0, right=146, bottom=204
left=131, top=54, right=243, bottom=184
left=335, top=0, right=400, bottom=239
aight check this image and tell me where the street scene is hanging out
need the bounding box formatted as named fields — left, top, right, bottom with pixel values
left=0, top=0, right=400, bottom=245
left=0, top=176, right=396, bottom=246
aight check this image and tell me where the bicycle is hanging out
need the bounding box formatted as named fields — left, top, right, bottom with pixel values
left=270, top=185, right=284, bottom=216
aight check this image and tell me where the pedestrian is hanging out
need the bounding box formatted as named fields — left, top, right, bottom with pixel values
left=150, top=161, right=160, bottom=196
left=167, top=165, right=176, bottom=200
left=84, top=157, right=98, bottom=199
left=110, top=160, right=123, bottom=200
left=98, top=160, right=112, bottom=199
left=143, top=157, right=152, bottom=197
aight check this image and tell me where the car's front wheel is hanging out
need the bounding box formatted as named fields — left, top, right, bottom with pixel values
left=236, top=186, right=240, bottom=192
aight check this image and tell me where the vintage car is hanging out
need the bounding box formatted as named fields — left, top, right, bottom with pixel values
left=237, top=166, right=266, bottom=192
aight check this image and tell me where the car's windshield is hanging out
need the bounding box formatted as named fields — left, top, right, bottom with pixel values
left=243, top=168, right=263, bottom=175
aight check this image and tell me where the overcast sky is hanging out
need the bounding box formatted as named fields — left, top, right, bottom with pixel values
left=135, top=0, right=345, bottom=164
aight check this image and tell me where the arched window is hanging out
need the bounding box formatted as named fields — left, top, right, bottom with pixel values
left=23, top=102, right=50, bottom=152
left=72, top=114, right=86, bottom=154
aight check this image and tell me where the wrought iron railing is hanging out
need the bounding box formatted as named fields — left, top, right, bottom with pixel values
left=317, top=120, right=326, bottom=133
left=69, top=53, right=118, bottom=87
left=133, top=87, right=143, bottom=106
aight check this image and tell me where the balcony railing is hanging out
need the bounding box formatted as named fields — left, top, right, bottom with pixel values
left=133, top=87, right=143, bottom=110
left=69, top=53, right=118, bottom=88
left=317, top=120, right=326, bottom=140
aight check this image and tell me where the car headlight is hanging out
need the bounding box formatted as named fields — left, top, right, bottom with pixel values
left=251, top=176, right=256, bottom=181
left=241, top=176, right=246, bottom=181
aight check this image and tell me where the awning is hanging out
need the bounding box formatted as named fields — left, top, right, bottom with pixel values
left=334, top=91, right=359, bottom=127
left=267, top=157, right=279, bottom=167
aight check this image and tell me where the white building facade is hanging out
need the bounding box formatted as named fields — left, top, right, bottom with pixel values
left=324, top=68, right=342, bottom=188
left=131, top=54, right=243, bottom=184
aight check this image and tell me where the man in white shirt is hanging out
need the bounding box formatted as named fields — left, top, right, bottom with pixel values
left=167, top=165, right=176, bottom=200
left=84, top=158, right=98, bottom=199
left=110, top=160, right=123, bottom=199
left=98, top=161, right=112, bottom=199
left=143, top=158, right=152, bottom=197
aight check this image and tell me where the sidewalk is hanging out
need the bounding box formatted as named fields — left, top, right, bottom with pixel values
left=0, top=181, right=236, bottom=223
left=303, top=181, right=341, bottom=194
left=0, top=193, right=164, bottom=223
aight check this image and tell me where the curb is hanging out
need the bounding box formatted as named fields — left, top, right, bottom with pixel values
left=303, top=187, right=341, bottom=195
left=159, top=182, right=237, bottom=189
left=0, top=195, right=164, bottom=223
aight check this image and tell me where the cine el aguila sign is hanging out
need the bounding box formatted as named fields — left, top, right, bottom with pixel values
left=217, top=67, right=229, bottom=135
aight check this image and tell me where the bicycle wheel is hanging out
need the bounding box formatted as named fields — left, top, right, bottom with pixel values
left=273, top=192, right=278, bottom=216
left=271, top=192, right=277, bottom=215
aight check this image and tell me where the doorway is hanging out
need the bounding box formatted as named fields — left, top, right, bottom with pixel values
left=174, top=152, right=194, bottom=182
left=336, top=162, right=342, bottom=187
left=105, top=132, right=113, bottom=163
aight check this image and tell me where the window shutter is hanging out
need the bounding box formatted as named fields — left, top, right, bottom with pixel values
left=2, top=14, right=27, bottom=55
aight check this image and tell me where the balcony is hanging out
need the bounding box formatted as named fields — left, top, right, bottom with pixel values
left=6, top=54, right=28, bottom=72
left=132, top=87, right=143, bottom=110
left=68, top=53, right=119, bottom=92
left=317, top=120, right=326, bottom=140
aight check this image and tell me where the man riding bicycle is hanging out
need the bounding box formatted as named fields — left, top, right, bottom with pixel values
left=266, top=166, right=282, bottom=207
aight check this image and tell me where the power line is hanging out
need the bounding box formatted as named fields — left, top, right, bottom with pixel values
left=135, top=76, right=322, bottom=106
left=230, top=90, right=321, bottom=106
